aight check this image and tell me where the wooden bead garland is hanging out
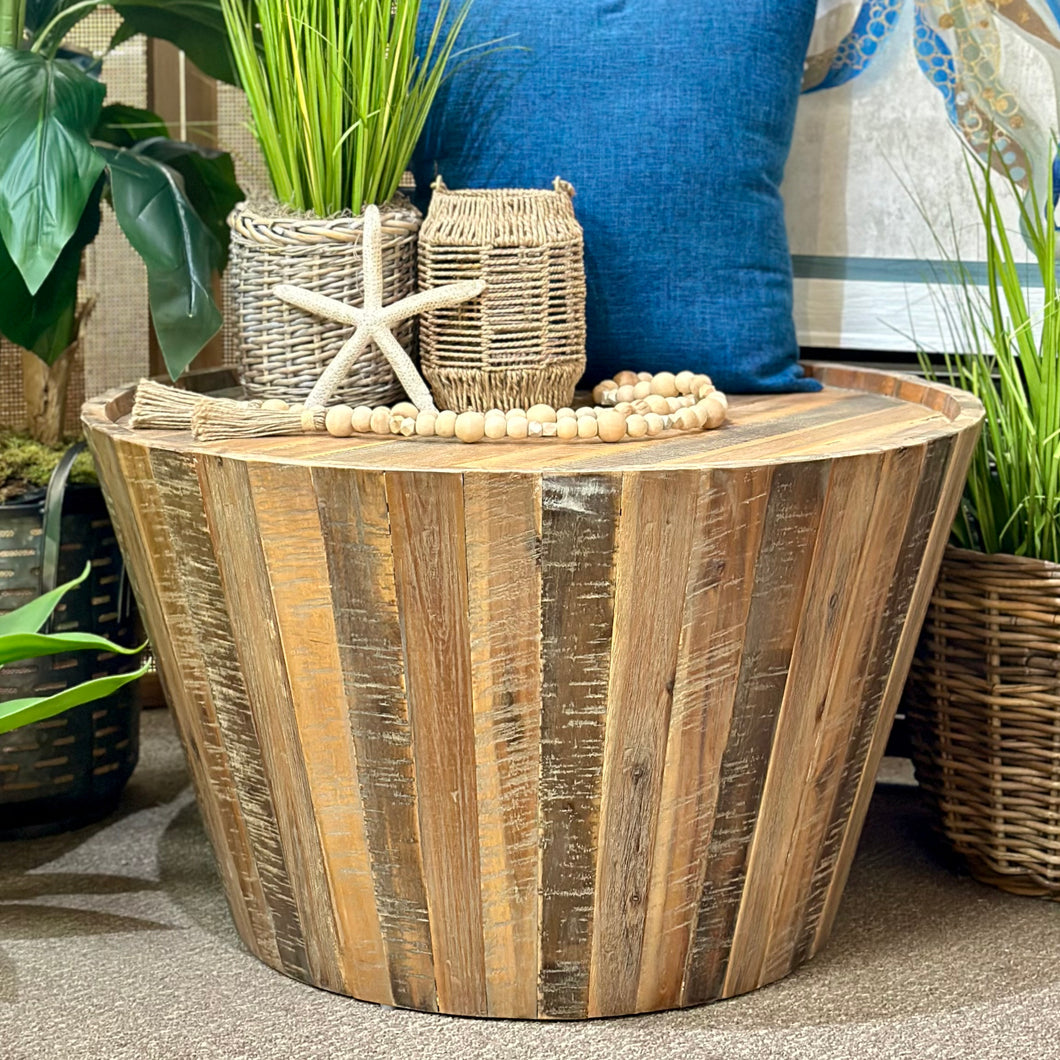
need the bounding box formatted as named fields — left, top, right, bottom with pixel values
left=250, top=370, right=728, bottom=445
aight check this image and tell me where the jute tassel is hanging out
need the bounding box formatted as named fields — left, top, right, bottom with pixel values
left=130, top=379, right=263, bottom=430
left=191, top=399, right=327, bottom=441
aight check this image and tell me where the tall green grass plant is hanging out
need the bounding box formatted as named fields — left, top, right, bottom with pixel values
left=920, top=153, right=1060, bottom=563
left=221, top=0, right=472, bottom=216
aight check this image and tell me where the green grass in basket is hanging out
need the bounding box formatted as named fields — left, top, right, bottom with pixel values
left=221, top=0, right=471, bottom=216
left=917, top=151, right=1060, bottom=564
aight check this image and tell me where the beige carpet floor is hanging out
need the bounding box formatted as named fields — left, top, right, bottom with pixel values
left=1, top=708, right=1058, bottom=1060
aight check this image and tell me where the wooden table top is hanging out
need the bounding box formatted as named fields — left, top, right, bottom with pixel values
left=85, top=362, right=983, bottom=474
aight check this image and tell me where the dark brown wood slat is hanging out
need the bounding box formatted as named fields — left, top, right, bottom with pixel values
left=386, top=471, right=488, bottom=1017
left=538, top=472, right=622, bottom=1019
left=681, top=458, right=831, bottom=1006
left=636, top=465, right=774, bottom=1013
left=312, top=465, right=438, bottom=1012
left=197, top=455, right=344, bottom=991
left=152, top=447, right=308, bottom=974
left=246, top=460, right=392, bottom=1003
left=462, top=473, right=542, bottom=1019
left=587, top=470, right=699, bottom=1017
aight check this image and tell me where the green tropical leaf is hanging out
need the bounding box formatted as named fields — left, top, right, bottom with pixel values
left=101, top=145, right=222, bottom=379
left=0, top=629, right=144, bottom=666
left=92, top=102, right=168, bottom=148
left=0, top=174, right=101, bottom=360
left=0, top=561, right=90, bottom=637
left=111, top=1, right=239, bottom=85
left=132, top=137, right=241, bottom=269
left=0, top=663, right=149, bottom=734
left=0, top=48, right=105, bottom=293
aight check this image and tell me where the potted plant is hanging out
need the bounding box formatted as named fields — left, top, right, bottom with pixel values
left=218, top=0, right=474, bottom=407
left=0, top=0, right=240, bottom=834
left=1, top=559, right=146, bottom=837
left=903, top=151, right=1060, bottom=898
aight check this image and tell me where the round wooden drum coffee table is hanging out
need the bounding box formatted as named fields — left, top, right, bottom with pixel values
left=83, top=362, right=981, bottom=1019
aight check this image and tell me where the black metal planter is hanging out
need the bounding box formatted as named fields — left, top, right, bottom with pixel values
left=0, top=444, right=141, bottom=839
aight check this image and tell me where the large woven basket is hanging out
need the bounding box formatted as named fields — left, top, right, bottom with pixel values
left=903, top=545, right=1060, bottom=898
left=225, top=198, right=421, bottom=406
left=417, top=179, right=586, bottom=411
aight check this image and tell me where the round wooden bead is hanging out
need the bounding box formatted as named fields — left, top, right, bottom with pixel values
left=632, top=399, right=653, bottom=415
left=700, top=395, right=727, bottom=428
left=592, top=381, right=617, bottom=404
left=575, top=406, right=597, bottom=418
left=614, top=402, right=635, bottom=416
left=506, top=407, right=527, bottom=420
left=392, top=401, right=420, bottom=418
left=370, top=406, right=391, bottom=434
left=455, top=411, right=486, bottom=443
left=351, top=405, right=373, bottom=432
left=556, top=407, right=576, bottom=420
left=597, top=409, right=627, bottom=443
left=696, top=383, right=715, bottom=400
left=261, top=398, right=290, bottom=411
left=577, top=415, right=599, bottom=439
left=673, top=408, right=699, bottom=431
left=626, top=414, right=648, bottom=438
left=632, top=380, right=653, bottom=399
left=644, top=394, right=670, bottom=414
left=484, top=410, right=507, bottom=439
left=710, top=391, right=728, bottom=410
left=288, top=402, right=304, bottom=413
left=636, top=371, right=653, bottom=382
left=690, top=374, right=711, bottom=396
left=556, top=417, right=579, bottom=440
left=527, top=404, right=558, bottom=423
left=324, top=405, right=354, bottom=437
left=434, top=410, right=457, bottom=438
left=506, top=416, right=529, bottom=439
left=644, top=413, right=665, bottom=436
left=650, top=372, right=678, bottom=397
left=675, top=370, right=694, bottom=393
left=614, top=384, right=636, bottom=403
left=614, top=370, right=638, bottom=387
left=415, top=411, right=438, bottom=436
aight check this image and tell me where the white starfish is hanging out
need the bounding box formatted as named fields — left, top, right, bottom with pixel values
left=274, top=204, right=485, bottom=413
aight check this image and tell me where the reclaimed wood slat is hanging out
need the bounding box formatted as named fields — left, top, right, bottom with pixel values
left=313, top=465, right=437, bottom=1011
left=198, top=456, right=344, bottom=992
left=462, top=474, right=542, bottom=1019
left=247, top=460, right=392, bottom=1004
left=387, top=471, right=488, bottom=1017
left=587, top=471, right=699, bottom=1017
left=538, top=473, right=622, bottom=1019
left=636, top=465, right=774, bottom=1013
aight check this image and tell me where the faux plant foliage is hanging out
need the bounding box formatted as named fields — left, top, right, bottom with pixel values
left=920, top=154, right=1060, bottom=562
left=0, top=49, right=105, bottom=294
left=220, top=0, right=473, bottom=216
left=0, top=562, right=146, bottom=735
left=0, top=0, right=242, bottom=377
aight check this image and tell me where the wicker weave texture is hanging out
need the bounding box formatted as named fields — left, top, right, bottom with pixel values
left=904, top=545, right=1060, bottom=898
left=225, top=199, right=421, bottom=406
left=418, top=181, right=586, bottom=411
left=0, top=338, right=86, bottom=436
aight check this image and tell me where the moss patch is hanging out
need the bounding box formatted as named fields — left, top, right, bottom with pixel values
left=0, top=433, right=98, bottom=503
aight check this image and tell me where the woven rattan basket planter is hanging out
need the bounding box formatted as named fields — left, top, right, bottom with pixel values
left=903, top=545, right=1060, bottom=898
left=225, top=198, right=421, bottom=407
left=418, top=179, right=586, bottom=411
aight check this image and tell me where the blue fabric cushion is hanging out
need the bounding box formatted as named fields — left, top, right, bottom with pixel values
left=413, top=0, right=820, bottom=393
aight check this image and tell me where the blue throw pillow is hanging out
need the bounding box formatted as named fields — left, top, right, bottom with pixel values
left=413, top=1, right=820, bottom=394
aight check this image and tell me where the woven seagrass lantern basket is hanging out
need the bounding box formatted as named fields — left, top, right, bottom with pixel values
left=417, top=178, right=586, bottom=411
left=903, top=545, right=1060, bottom=899
left=225, top=198, right=421, bottom=406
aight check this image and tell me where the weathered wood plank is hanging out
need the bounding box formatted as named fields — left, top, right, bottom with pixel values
left=387, top=471, right=488, bottom=1017
left=811, top=428, right=974, bottom=949
left=462, top=473, right=542, bottom=1019
left=247, top=460, right=392, bottom=1004
left=722, top=452, right=885, bottom=997
left=313, top=465, right=437, bottom=1011
left=586, top=471, right=699, bottom=1017
left=636, top=464, right=773, bottom=1012
left=197, top=455, right=344, bottom=992
left=88, top=435, right=273, bottom=963
left=681, top=459, right=830, bottom=1006
left=538, top=473, right=622, bottom=1019
left=759, top=444, right=926, bottom=983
